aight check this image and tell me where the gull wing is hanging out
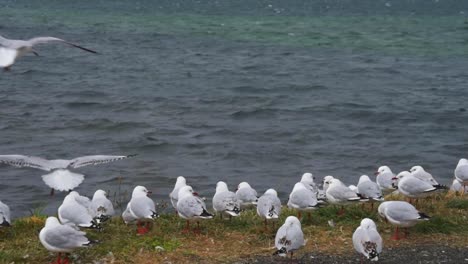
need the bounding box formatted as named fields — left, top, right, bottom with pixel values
left=27, top=37, right=97, bottom=54
left=0, top=155, right=54, bottom=171
left=68, top=154, right=135, bottom=168
left=0, top=47, right=17, bottom=67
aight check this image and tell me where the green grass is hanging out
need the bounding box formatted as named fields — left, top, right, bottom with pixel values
left=0, top=194, right=467, bottom=263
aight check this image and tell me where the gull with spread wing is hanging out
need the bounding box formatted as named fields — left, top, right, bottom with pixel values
left=0, top=154, right=135, bottom=195
left=0, top=34, right=97, bottom=71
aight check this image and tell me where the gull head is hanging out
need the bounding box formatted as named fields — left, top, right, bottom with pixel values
left=238, top=182, right=251, bottom=190
left=322, top=175, right=335, bottom=191
left=178, top=185, right=195, bottom=199
left=377, top=203, right=387, bottom=219
left=216, top=181, right=229, bottom=193
left=175, top=176, right=187, bottom=187
left=358, top=175, right=371, bottom=185
left=132, top=186, right=151, bottom=197
left=45, top=216, right=61, bottom=227
left=410, top=165, right=424, bottom=173
left=301, top=172, right=314, bottom=183
left=376, top=165, right=391, bottom=175
left=93, top=189, right=107, bottom=199
left=458, top=158, right=468, bottom=166
left=360, top=218, right=377, bottom=230
left=284, top=216, right=301, bottom=227
left=265, top=188, right=278, bottom=197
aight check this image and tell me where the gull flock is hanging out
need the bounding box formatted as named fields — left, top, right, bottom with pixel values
left=1, top=34, right=467, bottom=262
left=1, top=158, right=467, bottom=263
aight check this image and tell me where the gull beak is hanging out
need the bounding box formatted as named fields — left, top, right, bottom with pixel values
left=391, top=177, right=398, bottom=180
left=193, top=192, right=199, bottom=196
left=147, top=191, right=152, bottom=195
left=374, top=171, right=379, bottom=176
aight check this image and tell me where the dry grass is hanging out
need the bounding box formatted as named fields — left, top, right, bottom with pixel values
left=0, top=192, right=467, bottom=263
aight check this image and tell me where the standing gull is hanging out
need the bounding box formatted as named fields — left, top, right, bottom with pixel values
left=39, top=216, right=96, bottom=264
left=454, top=158, right=468, bottom=194
left=378, top=201, right=430, bottom=240
left=90, top=189, right=115, bottom=219
left=235, top=182, right=258, bottom=209
left=409, top=166, right=439, bottom=185
left=352, top=218, right=383, bottom=262
left=177, top=186, right=213, bottom=233
left=357, top=175, right=384, bottom=206
left=212, top=181, right=241, bottom=218
left=58, top=191, right=100, bottom=229
left=273, top=216, right=305, bottom=258
left=0, top=154, right=135, bottom=195
left=169, top=176, right=187, bottom=212
left=257, top=189, right=281, bottom=229
left=128, top=186, right=159, bottom=235
left=287, top=182, right=320, bottom=219
left=326, top=178, right=368, bottom=214
left=0, top=200, right=11, bottom=227
left=375, top=166, right=396, bottom=193
left=394, top=171, right=445, bottom=201
left=0, top=35, right=97, bottom=70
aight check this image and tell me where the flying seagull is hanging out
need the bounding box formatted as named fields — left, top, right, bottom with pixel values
left=0, top=34, right=97, bottom=70
left=0, top=154, right=136, bottom=195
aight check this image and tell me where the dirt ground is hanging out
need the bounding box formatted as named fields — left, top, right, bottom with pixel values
left=235, top=244, right=468, bottom=263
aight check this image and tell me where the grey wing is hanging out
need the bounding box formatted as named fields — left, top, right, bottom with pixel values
left=130, top=196, right=156, bottom=219
left=27, top=37, right=97, bottom=54
left=377, top=172, right=394, bottom=189
left=178, top=196, right=204, bottom=218
left=288, top=225, right=305, bottom=250
left=68, top=155, right=135, bottom=168
left=290, top=189, right=317, bottom=208
left=275, top=225, right=288, bottom=249
left=332, top=185, right=360, bottom=200
left=59, top=204, right=93, bottom=226
left=0, top=155, right=54, bottom=171
left=386, top=203, right=420, bottom=222
left=352, top=227, right=365, bottom=254
left=401, top=177, right=435, bottom=193
left=358, top=182, right=383, bottom=199
left=236, top=188, right=257, bottom=202
left=75, top=195, right=91, bottom=209
left=0, top=201, right=10, bottom=223
left=218, top=192, right=240, bottom=211
left=44, top=225, right=89, bottom=249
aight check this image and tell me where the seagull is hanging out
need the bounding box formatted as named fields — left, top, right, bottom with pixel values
left=375, top=166, right=397, bottom=193
left=169, top=176, right=188, bottom=212
left=455, top=158, right=468, bottom=194
left=235, top=181, right=258, bottom=209
left=39, top=216, right=96, bottom=264
left=378, top=201, right=430, bottom=240
left=0, top=34, right=97, bottom=71
left=212, top=181, right=241, bottom=218
left=177, top=185, right=213, bottom=233
left=273, top=216, right=305, bottom=258
left=58, top=191, right=101, bottom=229
left=357, top=175, right=384, bottom=205
left=326, top=178, right=368, bottom=214
left=299, top=172, right=319, bottom=194
left=0, top=154, right=135, bottom=195
left=128, top=186, right=159, bottom=235
left=287, top=182, right=320, bottom=219
left=352, top=218, right=383, bottom=262
left=257, top=188, right=281, bottom=229
left=90, top=189, right=114, bottom=219
left=394, top=171, right=445, bottom=201
left=0, top=200, right=11, bottom=227
left=409, top=166, right=439, bottom=185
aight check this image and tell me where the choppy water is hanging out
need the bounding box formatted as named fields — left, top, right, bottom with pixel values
left=1, top=0, right=468, bottom=218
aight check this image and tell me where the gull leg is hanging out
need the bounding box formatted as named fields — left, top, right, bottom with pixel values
left=297, top=211, right=302, bottom=220
left=182, top=220, right=190, bottom=234
left=403, top=227, right=409, bottom=239
left=62, top=254, right=70, bottom=264
left=3, top=67, right=11, bottom=72
left=264, top=219, right=268, bottom=231
left=193, top=221, right=201, bottom=235
left=50, top=188, right=55, bottom=196
left=337, top=206, right=345, bottom=216
left=391, top=226, right=400, bottom=240
left=53, top=252, right=61, bottom=264
left=137, top=221, right=148, bottom=235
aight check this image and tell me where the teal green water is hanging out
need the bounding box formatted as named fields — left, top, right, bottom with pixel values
left=2, top=4, right=468, bottom=56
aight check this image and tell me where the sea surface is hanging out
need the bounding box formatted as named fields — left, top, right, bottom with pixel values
left=1, top=0, right=468, bottom=218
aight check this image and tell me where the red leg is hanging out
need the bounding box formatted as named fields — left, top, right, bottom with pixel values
left=391, top=226, right=400, bottom=240
left=137, top=221, right=149, bottom=235
left=307, top=212, right=312, bottom=221
left=337, top=206, right=345, bottom=216
left=182, top=220, right=190, bottom=234
left=62, top=254, right=70, bottom=264
left=297, top=211, right=302, bottom=219
left=403, top=228, right=409, bottom=239
left=54, top=252, right=61, bottom=264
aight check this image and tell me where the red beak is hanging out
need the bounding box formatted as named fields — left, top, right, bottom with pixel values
left=391, top=177, right=398, bottom=180
left=374, top=171, right=379, bottom=176
left=193, top=192, right=199, bottom=196
left=147, top=191, right=152, bottom=195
